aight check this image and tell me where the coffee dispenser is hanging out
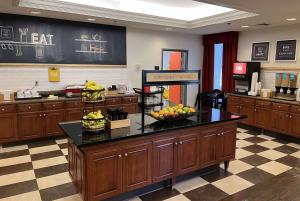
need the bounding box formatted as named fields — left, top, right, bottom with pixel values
left=232, top=62, right=261, bottom=94
left=273, top=73, right=298, bottom=101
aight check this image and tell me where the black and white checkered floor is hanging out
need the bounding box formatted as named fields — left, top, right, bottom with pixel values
left=0, top=128, right=299, bottom=201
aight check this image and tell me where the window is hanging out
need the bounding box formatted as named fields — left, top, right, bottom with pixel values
left=213, top=43, right=223, bottom=90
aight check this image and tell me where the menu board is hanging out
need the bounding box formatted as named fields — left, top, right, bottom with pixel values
left=251, top=42, right=269, bottom=61
left=275, top=40, right=297, bottom=61
left=0, top=13, right=126, bottom=66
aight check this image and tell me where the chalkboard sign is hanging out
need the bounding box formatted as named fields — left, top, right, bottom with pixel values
left=275, top=40, right=297, bottom=61
left=0, top=13, right=126, bottom=66
left=251, top=42, right=269, bottom=61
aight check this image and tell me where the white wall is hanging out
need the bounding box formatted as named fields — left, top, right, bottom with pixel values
left=0, top=28, right=202, bottom=105
left=238, top=24, right=300, bottom=89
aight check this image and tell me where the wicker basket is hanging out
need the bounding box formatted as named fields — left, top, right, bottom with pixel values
left=81, top=89, right=105, bottom=103
left=81, top=117, right=106, bottom=132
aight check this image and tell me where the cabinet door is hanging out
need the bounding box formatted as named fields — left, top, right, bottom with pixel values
left=290, top=113, right=300, bottom=137
left=177, top=134, right=199, bottom=175
left=199, top=128, right=218, bottom=168
left=88, top=149, right=122, bottom=201
left=68, top=140, right=75, bottom=180
left=227, top=102, right=240, bottom=114
left=240, top=106, right=255, bottom=125
left=254, top=107, right=272, bottom=129
left=217, top=124, right=236, bottom=161
left=65, top=109, right=83, bottom=121
left=123, top=142, right=152, bottom=192
left=44, top=110, right=65, bottom=136
left=122, top=104, right=138, bottom=114
left=18, top=112, right=44, bottom=139
left=0, top=114, right=17, bottom=143
left=271, top=110, right=290, bottom=133
left=153, top=137, right=176, bottom=182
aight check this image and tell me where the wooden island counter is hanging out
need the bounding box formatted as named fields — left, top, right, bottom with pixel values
left=59, top=108, right=245, bottom=201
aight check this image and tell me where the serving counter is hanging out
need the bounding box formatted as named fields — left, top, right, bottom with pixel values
left=59, top=108, right=244, bottom=201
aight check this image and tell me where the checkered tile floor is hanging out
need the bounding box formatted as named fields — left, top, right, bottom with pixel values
left=0, top=128, right=299, bottom=201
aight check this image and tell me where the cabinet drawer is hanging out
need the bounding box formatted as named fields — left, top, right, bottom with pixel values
left=105, top=97, right=122, bottom=105
left=0, top=104, right=16, bottom=114
left=228, top=96, right=240, bottom=103
left=66, top=101, right=84, bottom=108
left=122, top=96, right=138, bottom=104
left=291, top=105, right=300, bottom=114
left=43, top=102, right=64, bottom=110
left=256, top=100, right=272, bottom=108
left=18, top=103, right=42, bottom=112
left=272, top=103, right=290, bottom=112
left=241, top=97, right=255, bottom=105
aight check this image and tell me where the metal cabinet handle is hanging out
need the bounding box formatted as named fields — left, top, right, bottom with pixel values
left=28, top=106, right=31, bottom=110
left=222, top=132, right=224, bottom=136
left=179, top=141, right=183, bottom=145
left=290, top=115, right=292, bottom=119
left=39, top=114, right=42, bottom=117
left=1, top=108, right=4, bottom=111
left=124, top=153, right=128, bottom=157
left=43, top=114, right=46, bottom=117
left=254, top=108, right=257, bottom=112
left=286, top=114, right=289, bottom=118
left=175, top=142, right=178, bottom=145
left=298, top=108, right=300, bottom=112
left=118, top=154, right=122, bottom=158
left=52, top=105, right=56, bottom=107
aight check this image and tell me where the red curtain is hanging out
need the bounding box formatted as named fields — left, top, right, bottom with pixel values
left=202, top=31, right=239, bottom=93
left=202, top=44, right=215, bottom=92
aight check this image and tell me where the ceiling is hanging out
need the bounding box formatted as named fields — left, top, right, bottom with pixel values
left=0, top=0, right=299, bottom=35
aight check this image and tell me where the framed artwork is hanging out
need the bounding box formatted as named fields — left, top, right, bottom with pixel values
left=251, top=42, right=270, bottom=61
left=275, top=40, right=297, bottom=61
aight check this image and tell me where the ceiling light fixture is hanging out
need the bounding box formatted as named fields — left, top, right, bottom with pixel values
left=87, top=18, right=96, bottom=21
left=241, top=25, right=249, bottom=28
left=286, top=18, right=297, bottom=21
left=30, top=11, right=40, bottom=14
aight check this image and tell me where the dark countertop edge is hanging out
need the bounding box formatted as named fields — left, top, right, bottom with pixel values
left=226, top=93, right=300, bottom=106
left=60, top=115, right=246, bottom=147
left=0, top=93, right=138, bottom=105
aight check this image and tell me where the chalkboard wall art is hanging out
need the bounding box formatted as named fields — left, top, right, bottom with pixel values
left=275, top=40, right=297, bottom=61
left=251, top=42, right=270, bottom=61
left=0, top=13, right=127, bottom=66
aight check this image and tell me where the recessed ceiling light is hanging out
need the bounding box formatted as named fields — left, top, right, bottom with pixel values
left=30, top=11, right=40, bottom=14
left=87, top=18, right=96, bottom=21
left=286, top=18, right=297, bottom=21
left=241, top=25, right=249, bottom=28
left=165, top=27, right=173, bottom=31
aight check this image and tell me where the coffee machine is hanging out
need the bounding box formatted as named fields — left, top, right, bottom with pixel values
left=232, top=62, right=261, bottom=94
left=273, top=73, right=299, bottom=101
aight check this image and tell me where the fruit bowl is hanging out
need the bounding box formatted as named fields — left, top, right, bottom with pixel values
left=82, top=111, right=105, bottom=132
left=81, top=89, right=105, bottom=103
left=149, top=105, right=197, bottom=122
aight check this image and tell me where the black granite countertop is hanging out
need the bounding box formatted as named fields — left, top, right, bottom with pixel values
left=59, top=108, right=245, bottom=147
left=0, top=93, right=138, bottom=105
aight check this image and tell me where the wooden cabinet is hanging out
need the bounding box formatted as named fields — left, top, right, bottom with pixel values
left=217, top=125, right=236, bottom=161
left=44, top=110, right=65, bottom=136
left=0, top=113, right=18, bottom=143
left=88, top=148, right=123, bottom=201
left=152, top=137, right=176, bottom=182
left=18, top=112, right=44, bottom=140
left=199, top=128, right=218, bottom=168
left=289, top=113, right=300, bottom=137
left=65, top=109, right=83, bottom=121
left=123, top=142, right=152, bottom=192
left=177, top=134, right=199, bottom=175
left=254, top=107, right=272, bottom=129
left=122, top=104, right=138, bottom=114
left=271, top=110, right=290, bottom=133
left=239, top=105, right=255, bottom=125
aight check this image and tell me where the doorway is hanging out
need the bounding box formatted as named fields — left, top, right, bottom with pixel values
left=162, top=49, right=188, bottom=105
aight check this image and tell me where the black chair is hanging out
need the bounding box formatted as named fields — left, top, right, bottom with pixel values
left=195, top=89, right=226, bottom=110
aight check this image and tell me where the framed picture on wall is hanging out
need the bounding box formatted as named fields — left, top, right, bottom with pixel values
left=251, top=42, right=270, bottom=61
left=275, top=40, right=297, bottom=61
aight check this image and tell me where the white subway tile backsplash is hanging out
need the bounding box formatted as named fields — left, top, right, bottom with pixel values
left=0, top=66, right=128, bottom=91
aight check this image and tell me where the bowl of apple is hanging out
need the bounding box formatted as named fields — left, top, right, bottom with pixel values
left=81, top=81, right=105, bottom=103
left=149, top=104, right=197, bottom=122
left=82, top=111, right=105, bottom=132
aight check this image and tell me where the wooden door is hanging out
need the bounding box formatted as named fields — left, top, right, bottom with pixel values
left=123, top=142, right=152, bottom=192
left=240, top=106, right=255, bottom=125
left=254, top=107, right=272, bottom=129
left=177, top=134, right=199, bottom=175
left=65, top=109, right=83, bottom=121
left=44, top=110, right=64, bottom=136
left=227, top=102, right=240, bottom=114
left=290, top=113, right=300, bottom=137
left=122, top=104, right=138, bottom=114
left=18, top=112, right=44, bottom=139
left=0, top=114, right=17, bottom=143
left=88, top=148, right=122, bottom=201
left=153, top=137, right=176, bottom=182
left=199, top=128, right=218, bottom=168
left=271, top=110, right=290, bottom=133
left=217, top=124, right=236, bottom=161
